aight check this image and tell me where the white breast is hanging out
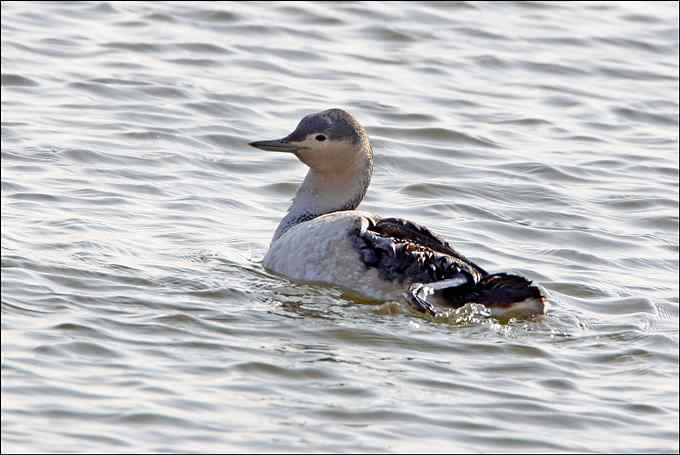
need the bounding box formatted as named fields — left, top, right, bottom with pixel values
left=263, top=210, right=405, bottom=300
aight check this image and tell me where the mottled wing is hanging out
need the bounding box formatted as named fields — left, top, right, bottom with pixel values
left=352, top=217, right=487, bottom=285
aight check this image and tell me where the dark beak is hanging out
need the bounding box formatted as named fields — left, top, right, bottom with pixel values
left=249, top=138, right=298, bottom=153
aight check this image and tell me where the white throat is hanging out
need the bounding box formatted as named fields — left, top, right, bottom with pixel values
left=272, top=147, right=373, bottom=242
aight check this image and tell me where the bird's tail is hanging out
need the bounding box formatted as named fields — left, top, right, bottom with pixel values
left=407, top=273, right=545, bottom=319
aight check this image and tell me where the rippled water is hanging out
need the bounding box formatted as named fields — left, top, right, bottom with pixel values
left=2, top=1, right=679, bottom=452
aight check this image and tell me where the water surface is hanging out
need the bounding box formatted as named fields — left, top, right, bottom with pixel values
left=2, top=1, right=678, bottom=452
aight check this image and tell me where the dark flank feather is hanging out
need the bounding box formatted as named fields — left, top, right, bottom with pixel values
left=351, top=217, right=544, bottom=315
left=351, top=217, right=486, bottom=285
left=441, top=273, right=543, bottom=308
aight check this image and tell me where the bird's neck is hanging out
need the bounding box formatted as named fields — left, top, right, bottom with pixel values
left=273, top=148, right=373, bottom=242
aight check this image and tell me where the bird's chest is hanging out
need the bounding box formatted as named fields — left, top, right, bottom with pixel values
left=264, top=212, right=366, bottom=283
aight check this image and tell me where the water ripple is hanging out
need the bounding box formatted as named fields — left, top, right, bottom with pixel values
left=2, top=1, right=678, bottom=453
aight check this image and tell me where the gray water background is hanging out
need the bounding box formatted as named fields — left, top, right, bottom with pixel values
left=2, top=1, right=679, bottom=452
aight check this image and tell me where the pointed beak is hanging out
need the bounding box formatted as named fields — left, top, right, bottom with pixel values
left=249, top=138, right=298, bottom=153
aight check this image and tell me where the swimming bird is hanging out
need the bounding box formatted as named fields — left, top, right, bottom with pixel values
left=250, top=109, right=545, bottom=318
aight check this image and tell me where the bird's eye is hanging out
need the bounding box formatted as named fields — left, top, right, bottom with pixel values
left=315, top=135, right=326, bottom=142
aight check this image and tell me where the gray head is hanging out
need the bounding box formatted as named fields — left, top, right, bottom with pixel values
left=250, top=108, right=371, bottom=173
left=251, top=109, right=374, bottom=240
